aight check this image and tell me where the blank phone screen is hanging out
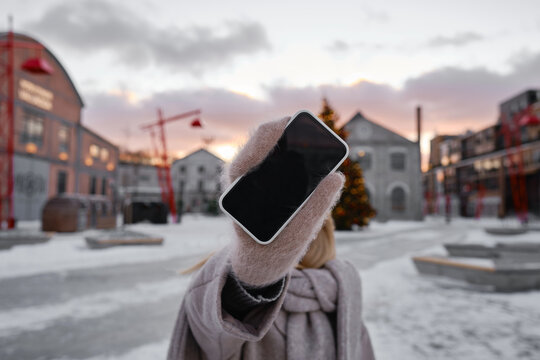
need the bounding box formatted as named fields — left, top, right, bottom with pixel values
left=220, top=111, right=348, bottom=244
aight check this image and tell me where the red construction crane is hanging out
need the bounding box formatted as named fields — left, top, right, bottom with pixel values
left=1, top=18, right=53, bottom=229
left=141, top=108, right=202, bottom=223
left=148, top=128, right=168, bottom=205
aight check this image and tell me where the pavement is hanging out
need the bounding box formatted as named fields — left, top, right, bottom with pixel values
left=0, top=219, right=495, bottom=360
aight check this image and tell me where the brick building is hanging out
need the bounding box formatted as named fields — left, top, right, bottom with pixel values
left=424, top=89, right=540, bottom=218
left=0, top=32, right=118, bottom=221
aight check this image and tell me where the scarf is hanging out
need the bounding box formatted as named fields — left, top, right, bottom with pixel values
left=283, top=267, right=338, bottom=360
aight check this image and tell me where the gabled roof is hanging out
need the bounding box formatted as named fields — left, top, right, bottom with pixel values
left=173, top=148, right=224, bottom=164
left=81, top=125, right=118, bottom=150
left=344, top=111, right=417, bottom=145
left=0, top=32, right=85, bottom=107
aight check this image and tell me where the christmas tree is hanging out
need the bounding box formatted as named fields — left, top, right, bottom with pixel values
left=318, top=98, right=376, bottom=230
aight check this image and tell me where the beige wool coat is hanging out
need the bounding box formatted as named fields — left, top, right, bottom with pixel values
left=167, top=249, right=375, bottom=360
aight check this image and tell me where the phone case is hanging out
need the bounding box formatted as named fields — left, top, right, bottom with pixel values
left=218, top=110, right=349, bottom=245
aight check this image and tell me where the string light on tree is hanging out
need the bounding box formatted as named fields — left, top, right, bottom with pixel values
left=318, top=98, right=376, bottom=230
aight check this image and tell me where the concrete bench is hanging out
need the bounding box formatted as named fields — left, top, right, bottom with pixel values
left=412, top=255, right=540, bottom=292
left=85, top=230, right=163, bottom=249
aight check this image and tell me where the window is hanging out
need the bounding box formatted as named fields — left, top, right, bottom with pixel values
left=511, top=103, right=518, bottom=112
left=391, top=187, right=406, bottom=212
left=90, top=176, right=97, bottom=194
left=58, top=126, right=69, bottom=153
left=198, top=166, right=205, bottom=174
left=90, top=144, right=100, bottom=158
left=100, top=148, right=109, bottom=162
left=101, top=178, right=107, bottom=195
left=57, top=171, right=67, bottom=194
left=357, top=151, right=372, bottom=170
left=198, top=180, right=204, bottom=191
left=390, top=152, right=406, bottom=171
left=20, top=109, right=44, bottom=147
left=180, top=166, right=186, bottom=174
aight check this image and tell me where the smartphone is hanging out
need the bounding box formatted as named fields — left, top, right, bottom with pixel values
left=219, top=110, right=349, bottom=245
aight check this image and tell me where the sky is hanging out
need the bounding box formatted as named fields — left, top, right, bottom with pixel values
left=4, top=0, right=540, bottom=166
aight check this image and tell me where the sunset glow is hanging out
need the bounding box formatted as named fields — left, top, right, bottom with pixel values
left=212, top=144, right=239, bottom=162
left=4, top=0, right=538, bottom=163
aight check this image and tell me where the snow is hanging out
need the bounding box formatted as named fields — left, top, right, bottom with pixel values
left=0, top=276, right=190, bottom=337
left=2, top=214, right=540, bottom=359
left=80, top=340, right=170, bottom=360
left=363, top=255, right=540, bottom=360
left=0, top=215, right=231, bottom=280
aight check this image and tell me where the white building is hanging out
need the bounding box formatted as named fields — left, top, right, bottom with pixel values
left=117, top=163, right=161, bottom=203
left=171, top=149, right=224, bottom=213
left=344, top=112, right=423, bottom=221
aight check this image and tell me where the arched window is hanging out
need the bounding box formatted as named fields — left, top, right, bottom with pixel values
left=391, top=187, right=406, bottom=212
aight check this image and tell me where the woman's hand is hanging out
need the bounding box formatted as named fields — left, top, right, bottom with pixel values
left=222, top=117, right=345, bottom=286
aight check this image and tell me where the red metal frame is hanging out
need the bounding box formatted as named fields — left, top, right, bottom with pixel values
left=141, top=108, right=201, bottom=222
left=148, top=128, right=168, bottom=205
left=474, top=183, right=485, bottom=219
left=0, top=30, right=15, bottom=229
left=0, top=23, right=52, bottom=229
left=499, top=103, right=539, bottom=223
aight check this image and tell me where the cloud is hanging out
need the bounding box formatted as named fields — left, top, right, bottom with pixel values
left=26, top=0, right=270, bottom=74
left=427, top=32, right=484, bottom=47
left=82, top=50, right=540, bottom=160
left=83, top=88, right=270, bottom=155
left=326, top=40, right=350, bottom=52
left=325, top=40, right=384, bottom=54
left=403, top=51, right=540, bottom=128
left=361, top=6, right=390, bottom=23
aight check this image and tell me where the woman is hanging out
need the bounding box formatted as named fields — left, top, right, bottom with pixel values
left=167, top=118, right=375, bottom=360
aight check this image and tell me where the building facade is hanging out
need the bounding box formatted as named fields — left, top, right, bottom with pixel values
left=424, top=89, right=540, bottom=219
left=118, top=161, right=162, bottom=203
left=343, top=112, right=423, bottom=221
left=0, top=32, right=118, bottom=222
left=171, top=149, right=224, bottom=213
left=118, top=148, right=224, bottom=214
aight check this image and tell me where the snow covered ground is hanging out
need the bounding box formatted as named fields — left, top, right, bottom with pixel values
left=364, top=255, right=540, bottom=359
left=0, top=215, right=232, bottom=280
left=1, top=215, right=540, bottom=359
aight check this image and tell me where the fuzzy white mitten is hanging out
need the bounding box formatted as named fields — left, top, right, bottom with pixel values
left=223, top=117, right=345, bottom=286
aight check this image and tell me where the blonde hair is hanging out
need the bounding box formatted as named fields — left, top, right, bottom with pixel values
left=180, top=215, right=336, bottom=275
left=297, top=215, right=336, bottom=269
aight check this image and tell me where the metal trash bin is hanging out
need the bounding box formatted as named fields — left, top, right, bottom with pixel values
left=124, top=201, right=168, bottom=224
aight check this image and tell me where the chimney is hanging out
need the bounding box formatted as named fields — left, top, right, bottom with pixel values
left=416, top=105, right=422, bottom=144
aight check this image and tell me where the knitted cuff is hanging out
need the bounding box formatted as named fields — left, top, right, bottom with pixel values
left=222, top=270, right=285, bottom=319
